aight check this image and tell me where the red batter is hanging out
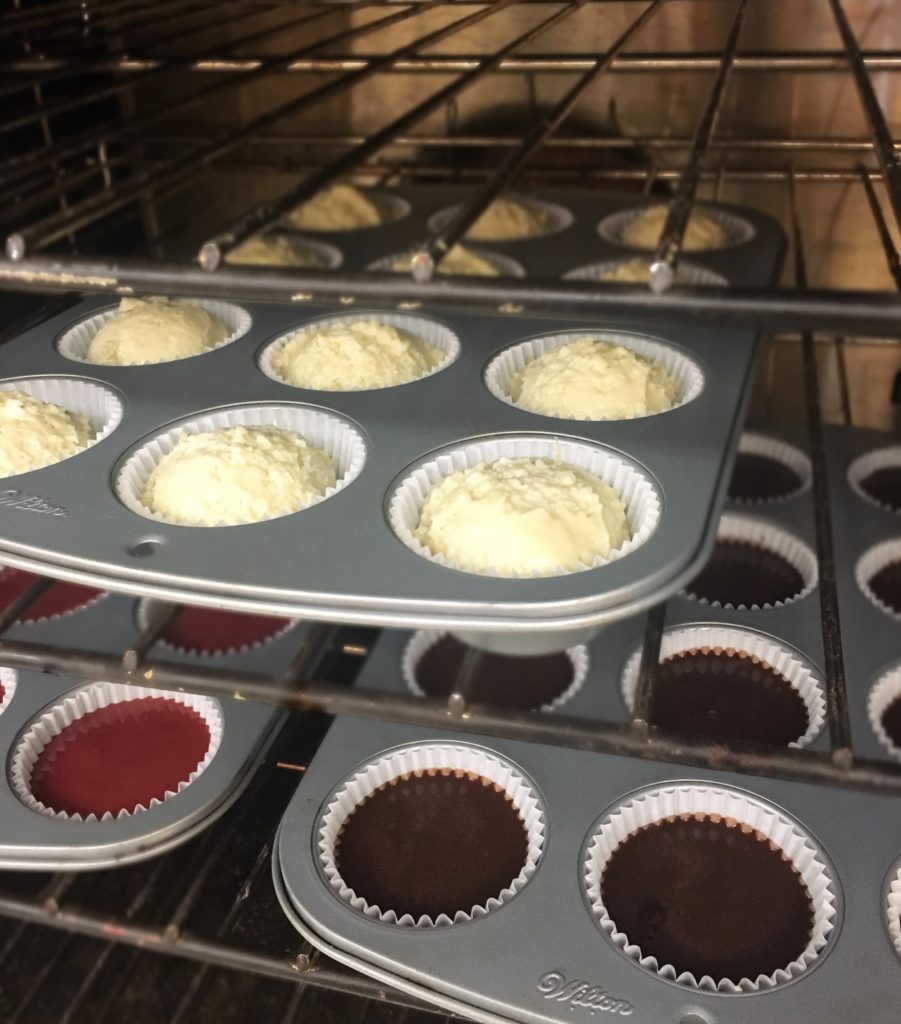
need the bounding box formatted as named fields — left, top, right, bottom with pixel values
left=0, top=567, right=104, bottom=623
left=161, top=606, right=290, bottom=654
left=29, top=697, right=211, bottom=818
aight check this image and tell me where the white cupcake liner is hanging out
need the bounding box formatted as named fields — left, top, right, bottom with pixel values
left=135, top=597, right=298, bottom=657
left=564, top=259, right=729, bottom=287
left=388, top=434, right=661, bottom=579
left=584, top=783, right=837, bottom=993
left=368, top=247, right=525, bottom=278
left=318, top=742, right=545, bottom=927
left=483, top=330, right=704, bottom=420
left=731, top=432, right=812, bottom=504
left=0, top=565, right=109, bottom=626
left=258, top=311, right=461, bottom=392
left=282, top=191, right=411, bottom=233
left=56, top=299, right=252, bottom=365
left=0, top=667, right=17, bottom=718
left=0, top=376, right=123, bottom=475
left=598, top=204, right=755, bottom=252
left=401, top=629, right=589, bottom=713
left=115, top=402, right=367, bottom=528
left=266, top=234, right=344, bottom=269
left=856, top=539, right=901, bottom=622
left=10, top=681, right=223, bottom=822
left=426, top=196, right=573, bottom=242
left=867, top=664, right=901, bottom=762
left=848, top=446, right=901, bottom=514
left=887, top=864, right=901, bottom=955
left=685, top=512, right=819, bottom=610
left=620, top=625, right=826, bottom=748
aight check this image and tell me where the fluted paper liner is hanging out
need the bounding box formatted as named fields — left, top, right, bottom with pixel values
left=484, top=330, right=703, bottom=420
left=686, top=512, right=818, bottom=610
left=856, top=538, right=901, bottom=622
left=597, top=204, right=755, bottom=251
left=887, top=864, right=901, bottom=955
left=388, top=434, right=661, bottom=578
left=318, top=742, right=545, bottom=927
left=620, top=624, right=826, bottom=748
left=57, top=299, right=252, bottom=365
left=426, top=196, right=573, bottom=241
left=259, top=312, right=461, bottom=391
left=732, top=432, right=812, bottom=504
left=10, top=681, right=223, bottom=822
left=0, top=376, right=123, bottom=476
left=282, top=191, right=410, bottom=233
left=402, top=629, right=589, bottom=712
left=116, top=402, right=367, bottom=527
left=269, top=235, right=343, bottom=268
left=849, top=446, right=901, bottom=514
left=136, top=597, right=298, bottom=656
left=0, top=564, right=108, bottom=626
left=368, top=247, right=525, bottom=278
left=867, top=664, right=901, bottom=761
left=564, top=259, right=728, bottom=287
left=0, top=667, right=17, bottom=718
left=584, top=783, right=837, bottom=993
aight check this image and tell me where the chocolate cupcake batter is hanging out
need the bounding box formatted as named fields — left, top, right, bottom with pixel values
left=687, top=539, right=805, bottom=607
left=868, top=560, right=901, bottom=616
left=415, top=635, right=574, bottom=710
left=335, top=769, right=528, bottom=921
left=601, top=814, right=813, bottom=983
left=729, top=452, right=802, bottom=503
left=881, top=697, right=901, bottom=750
left=649, top=650, right=809, bottom=746
left=859, top=466, right=901, bottom=513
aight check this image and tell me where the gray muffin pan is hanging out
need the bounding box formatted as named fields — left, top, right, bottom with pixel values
left=273, top=423, right=901, bottom=1024
left=0, top=593, right=292, bottom=870
left=0, top=188, right=784, bottom=638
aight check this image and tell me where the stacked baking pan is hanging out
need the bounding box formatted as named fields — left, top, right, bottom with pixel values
left=273, top=423, right=901, bottom=1024
left=0, top=188, right=783, bottom=649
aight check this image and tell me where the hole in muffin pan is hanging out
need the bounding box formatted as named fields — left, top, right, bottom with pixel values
left=128, top=536, right=165, bottom=558
left=728, top=432, right=812, bottom=505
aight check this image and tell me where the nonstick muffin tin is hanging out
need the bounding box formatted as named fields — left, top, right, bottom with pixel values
left=0, top=592, right=293, bottom=870
left=0, top=188, right=784, bottom=642
left=273, top=422, right=901, bottom=1024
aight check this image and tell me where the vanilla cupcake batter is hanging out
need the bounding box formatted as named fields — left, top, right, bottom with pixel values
left=511, top=337, right=678, bottom=420
left=287, top=184, right=382, bottom=231
left=413, top=456, right=630, bottom=575
left=462, top=198, right=549, bottom=241
left=0, top=390, right=92, bottom=477
left=271, top=319, right=441, bottom=390
left=86, top=297, right=229, bottom=366
left=389, top=245, right=499, bottom=277
left=227, top=234, right=325, bottom=267
left=142, top=425, right=336, bottom=526
left=619, top=205, right=726, bottom=251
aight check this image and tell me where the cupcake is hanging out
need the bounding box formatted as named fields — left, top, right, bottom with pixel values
left=318, top=743, right=544, bottom=926
left=441, top=197, right=551, bottom=241
left=286, top=184, right=383, bottom=231
left=138, top=599, right=293, bottom=656
left=140, top=425, right=337, bottom=527
left=868, top=665, right=901, bottom=760
left=728, top=434, right=810, bottom=504
left=389, top=244, right=500, bottom=277
left=226, top=234, right=336, bottom=267
left=614, top=205, right=728, bottom=251
left=0, top=667, right=16, bottom=717
left=849, top=447, right=901, bottom=514
left=569, top=257, right=726, bottom=286
left=859, top=547, right=901, bottom=618
left=0, top=566, right=105, bottom=624
left=0, top=389, right=93, bottom=477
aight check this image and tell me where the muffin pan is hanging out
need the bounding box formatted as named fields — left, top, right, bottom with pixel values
left=0, top=592, right=295, bottom=869
left=273, top=422, right=901, bottom=1024
left=0, top=187, right=783, bottom=640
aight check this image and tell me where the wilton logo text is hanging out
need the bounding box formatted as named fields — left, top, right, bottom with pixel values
left=537, top=971, right=633, bottom=1016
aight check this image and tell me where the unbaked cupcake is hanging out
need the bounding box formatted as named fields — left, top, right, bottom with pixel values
left=226, top=234, right=331, bottom=267
left=285, top=184, right=382, bottom=231
left=618, top=205, right=728, bottom=251
left=0, top=567, right=104, bottom=624
left=0, top=389, right=92, bottom=477
left=389, top=244, right=500, bottom=277
left=456, top=197, right=549, bottom=241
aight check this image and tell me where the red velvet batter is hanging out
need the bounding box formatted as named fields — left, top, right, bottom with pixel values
left=0, top=678, right=6, bottom=708
left=0, top=567, right=104, bottom=623
left=29, top=697, right=211, bottom=818
left=161, top=606, right=290, bottom=654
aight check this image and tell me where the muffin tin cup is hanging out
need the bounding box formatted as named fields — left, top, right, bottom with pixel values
left=388, top=434, right=661, bottom=579
left=368, top=248, right=525, bottom=278
left=887, top=866, right=901, bottom=957
left=685, top=512, right=819, bottom=610
left=56, top=299, right=252, bottom=365
left=10, top=681, right=224, bottom=822
left=115, top=402, right=367, bottom=528
left=0, top=566, right=109, bottom=627
left=867, top=664, right=901, bottom=761
left=597, top=204, right=756, bottom=252
left=855, top=538, right=901, bottom=622
left=401, top=629, right=589, bottom=713
left=848, top=446, right=901, bottom=515
left=732, top=431, right=813, bottom=504
left=283, top=192, right=411, bottom=234
left=426, top=196, right=573, bottom=242
left=620, top=624, right=827, bottom=748
left=0, top=376, right=123, bottom=473
left=317, top=742, right=545, bottom=927
left=135, top=597, right=298, bottom=657
left=583, top=783, right=837, bottom=993
left=258, top=312, right=461, bottom=391
left=483, top=330, right=704, bottom=420
left=250, top=235, right=344, bottom=269
left=0, top=667, right=17, bottom=718
left=564, top=259, right=729, bottom=287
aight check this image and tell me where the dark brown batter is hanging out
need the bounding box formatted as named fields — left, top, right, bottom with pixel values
left=859, top=466, right=901, bottom=513
left=335, top=769, right=528, bottom=921
left=415, top=635, right=574, bottom=710
left=881, top=696, right=901, bottom=749
left=601, top=814, right=813, bottom=983
left=650, top=650, right=808, bottom=746
left=869, top=560, right=901, bottom=615
left=687, top=539, right=805, bottom=607
left=729, top=452, right=802, bottom=503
